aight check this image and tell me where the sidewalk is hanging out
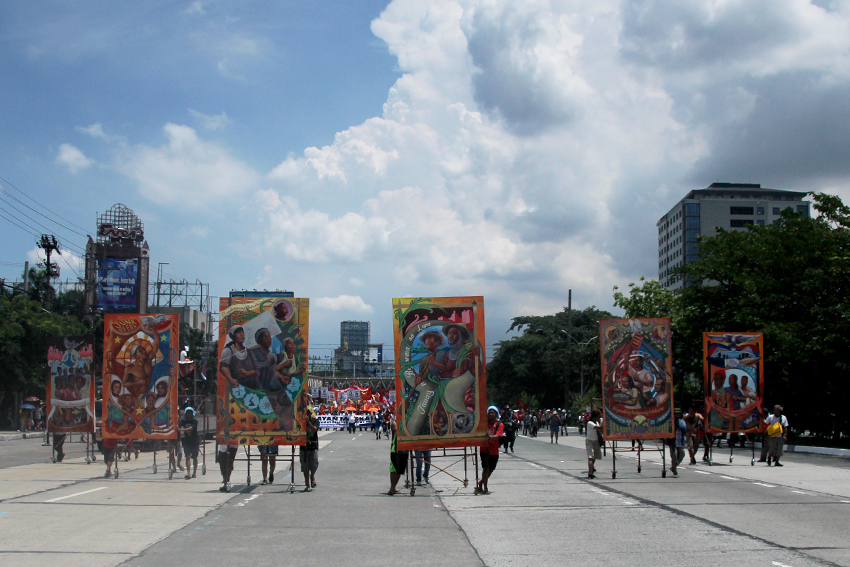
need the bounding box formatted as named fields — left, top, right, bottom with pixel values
left=528, top=426, right=850, bottom=458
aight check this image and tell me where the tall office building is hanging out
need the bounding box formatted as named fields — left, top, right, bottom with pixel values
left=336, top=321, right=371, bottom=375
left=657, top=183, right=810, bottom=289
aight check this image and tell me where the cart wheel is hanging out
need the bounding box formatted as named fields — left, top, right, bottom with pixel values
left=202, top=464, right=206, bottom=475
left=637, top=465, right=642, bottom=473
left=153, top=465, right=157, bottom=474
left=463, top=480, right=468, bottom=487
left=247, top=475, right=251, bottom=486
left=410, top=487, right=415, bottom=496
left=612, top=471, right=617, bottom=479
left=114, top=469, right=120, bottom=479
left=662, top=470, right=666, bottom=478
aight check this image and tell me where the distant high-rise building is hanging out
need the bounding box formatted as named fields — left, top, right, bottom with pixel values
left=657, top=183, right=810, bottom=289
left=336, top=321, right=371, bottom=375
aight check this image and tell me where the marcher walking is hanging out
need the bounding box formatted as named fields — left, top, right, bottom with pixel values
left=764, top=405, right=789, bottom=466
left=475, top=406, right=504, bottom=495
left=585, top=410, right=602, bottom=479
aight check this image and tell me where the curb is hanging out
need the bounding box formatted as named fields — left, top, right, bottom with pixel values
left=0, top=431, right=48, bottom=442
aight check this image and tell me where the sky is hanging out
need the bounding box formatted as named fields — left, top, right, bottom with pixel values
left=2, top=0, right=850, bottom=360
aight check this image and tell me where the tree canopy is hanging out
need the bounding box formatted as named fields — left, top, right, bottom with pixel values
left=487, top=306, right=613, bottom=410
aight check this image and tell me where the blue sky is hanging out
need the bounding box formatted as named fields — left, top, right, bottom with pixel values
left=3, top=0, right=850, bottom=360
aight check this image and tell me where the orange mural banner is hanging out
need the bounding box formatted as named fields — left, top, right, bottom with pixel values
left=392, top=296, right=488, bottom=451
left=216, top=297, right=310, bottom=445
left=599, top=318, right=675, bottom=441
left=102, top=314, right=179, bottom=440
left=704, top=332, right=764, bottom=434
left=46, top=336, right=95, bottom=434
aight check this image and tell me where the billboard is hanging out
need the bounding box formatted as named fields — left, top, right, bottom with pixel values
left=96, top=258, right=139, bottom=311
left=599, top=318, right=674, bottom=440
left=216, top=297, right=310, bottom=445
left=392, top=296, right=488, bottom=450
left=102, top=314, right=179, bottom=439
left=46, top=336, right=95, bottom=433
left=704, top=333, right=764, bottom=434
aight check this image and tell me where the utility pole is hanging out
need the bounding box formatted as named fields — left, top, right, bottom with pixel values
left=37, top=235, right=60, bottom=307
left=565, top=289, right=572, bottom=410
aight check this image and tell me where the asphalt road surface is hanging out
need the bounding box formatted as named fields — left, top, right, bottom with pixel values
left=1, top=429, right=849, bottom=567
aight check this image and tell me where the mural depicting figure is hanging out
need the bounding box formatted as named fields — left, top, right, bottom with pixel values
left=216, top=297, right=310, bottom=446
left=393, top=296, right=488, bottom=451
left=600, top=318, right=675, bottom=441
left=704, top=333, right=764, bottom=434
left=102, top=314, right=178, bottom=439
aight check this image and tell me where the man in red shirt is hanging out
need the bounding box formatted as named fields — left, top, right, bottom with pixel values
left=475, top=406, right=504, bottom=495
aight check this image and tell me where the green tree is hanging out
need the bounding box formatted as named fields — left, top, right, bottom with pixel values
left=0, top=294, right=86, bottom=403
left=487, top=306, right=613, bottom=409
left=675, top=193, right=850, bottom=438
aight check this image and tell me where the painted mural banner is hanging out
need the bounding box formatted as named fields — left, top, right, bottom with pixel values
left=216, top=297, right=310, bottom=445
left=102, top=314, right=179, bottom=439
left=392, top=296, right=488, bottom=451
left=46, top=336, right=95, bottom=433
left=599, top=318, right=674, bottom=440
left=704, top=332, right=764, bottom=434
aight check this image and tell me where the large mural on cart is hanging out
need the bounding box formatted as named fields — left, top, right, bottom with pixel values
left=392, top=296, right=488, bottom=451
left=703, top=332, right=764, bottom=434
left=599, top=318, right=674, bottom=440
left=46, top=336, right=95, bottom=433
left=102, top=314, right=179, bottom=439
left=216, top=297, right=310, bottom=445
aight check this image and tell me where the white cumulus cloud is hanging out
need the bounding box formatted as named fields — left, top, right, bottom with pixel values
left=117, top=123, right=261, bottom=208
left=55, top=143, right=94, bottom=174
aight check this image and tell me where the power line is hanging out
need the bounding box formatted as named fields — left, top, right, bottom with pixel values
left=0, top=197, right=86, bottom=255
left=0, top=174, right=90, bottom=234
left=0, top=209, right=40, bottom=238
left=58, top=253, right=81, bottom=278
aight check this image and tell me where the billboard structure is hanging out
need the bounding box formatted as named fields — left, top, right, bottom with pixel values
left=46, top=336, right=95, bottom=433
left=216, top=297, right=310, bottom=445
left=392, top=296, right=487, bottom=451
left=102, top=314, right=179, bottom=439
left=96, top=257, right=139, bottom=311
left=703, top=332, right=764, bottom=434
left=599, top=318, right=674, bottom=440
left=84, top=203, right=150, bottom=314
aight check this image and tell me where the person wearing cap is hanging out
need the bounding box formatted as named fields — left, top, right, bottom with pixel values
left=475, top=406, right=504, bottom=495
left=219, top=325, right=260, bottom=390
left=178, top=407, right=200, bottom=479
left=763, top=405, right=789, bottom=467
left=423, top=324, right=480, bottom=379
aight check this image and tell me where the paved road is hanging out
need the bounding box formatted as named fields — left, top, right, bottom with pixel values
left=1, top=430, right=849, bottom=567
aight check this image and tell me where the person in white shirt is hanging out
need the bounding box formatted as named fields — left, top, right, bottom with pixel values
left=585, top=410, right=603, bottom=479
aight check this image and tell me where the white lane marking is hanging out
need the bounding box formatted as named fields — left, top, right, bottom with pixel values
left=527, top=463, right=544, bottom=470
left=753, top=482, right=776, bottom=488
left=46, top=487, right=107, bottom=502
left=236, top=494, right=259, bottom=507
left=772, top=561, right=793, bottom=567
left=693, top=470, right=712, bottom=475
left=720, top=475, right=736, bottom=480
left=791, top=490, right=807, bottom=495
